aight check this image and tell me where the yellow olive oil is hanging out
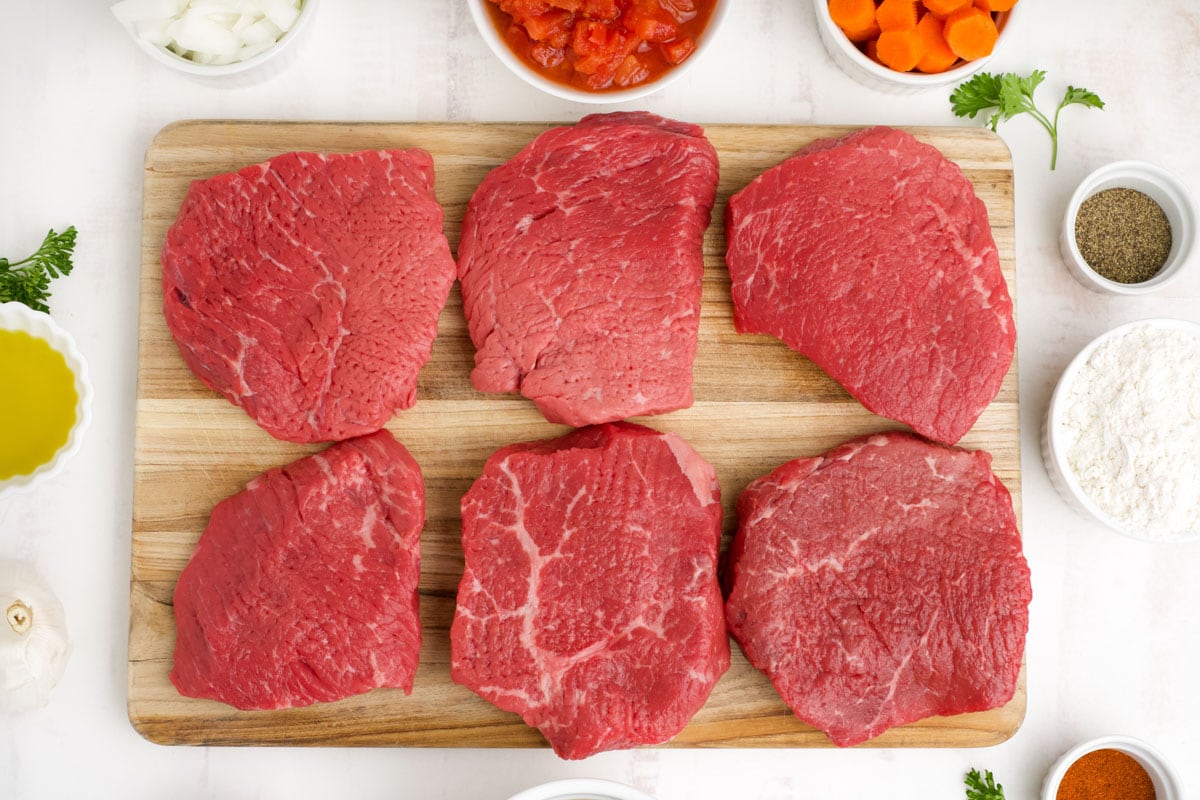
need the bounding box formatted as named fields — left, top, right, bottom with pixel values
left=0, top=330, right=77, bottom=480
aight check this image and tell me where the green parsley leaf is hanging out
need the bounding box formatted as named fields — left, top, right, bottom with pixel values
left=0, top=227, right=78, bottom=314
left=949, top=72, right=1005, bottom=130
left=965, top=768, right=1006, bottom=800
left=949, top=71, right=1104, bottom=169
left=1061, top=85, right=1106, bottom=111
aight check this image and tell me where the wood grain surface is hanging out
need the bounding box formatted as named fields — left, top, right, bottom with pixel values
left=129, top=121, right=1023, bottom=749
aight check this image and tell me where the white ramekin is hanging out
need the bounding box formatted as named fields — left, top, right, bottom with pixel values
left=116, top=0, right=320, bottom=78
left=0, top=303, right=93, bottom=500
left=1059, top=160, right=1197, bottom=294
left=1042, top=318, right=1200, bottom=543
left=505, top=779, right=657, bottom=800
left=466, top=0, right=729, bottom=104
left=1041, top=735, right=1183, bottom=800
left=812, top=0, right=1019, bottom=93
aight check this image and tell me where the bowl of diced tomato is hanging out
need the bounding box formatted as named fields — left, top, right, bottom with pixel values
left=469, top=0, right=729, bottom=103
left=815, top=0, right=1020, bottom=92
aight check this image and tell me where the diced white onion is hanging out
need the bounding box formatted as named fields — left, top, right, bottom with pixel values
left=262, top=0, right=300, bottom=32
left=134, top=18, right=173, bottom=47
left=113, top=0, right=303, bottom=65
left=170, top=16, right=242, bottom=57
left=239, top=18, right=283, bottom=46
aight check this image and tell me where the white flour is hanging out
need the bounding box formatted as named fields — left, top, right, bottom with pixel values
left=1061, top=323, right=1200, bottom=540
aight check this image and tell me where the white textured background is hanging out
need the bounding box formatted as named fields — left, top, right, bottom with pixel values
left=1, top=1, right=1198, bottom=798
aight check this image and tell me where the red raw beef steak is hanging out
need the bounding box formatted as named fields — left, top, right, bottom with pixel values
left=724, top=431, right=1030, bottom=747
left=724, top=126, right=1014, bottom=444
left=457, top=112, right=719, bottom=427
left=171, top=430, right=424, bottom=710
left=451, top=422, right=729, bottom=759
left=162, top=149, right=456, bottom=443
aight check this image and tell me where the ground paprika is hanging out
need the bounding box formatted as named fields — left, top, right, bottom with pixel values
left=1056, top=748, right=1156, bottom=800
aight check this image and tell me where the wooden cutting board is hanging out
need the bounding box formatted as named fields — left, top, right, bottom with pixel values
left=130, top=121, right=1022, bottom=748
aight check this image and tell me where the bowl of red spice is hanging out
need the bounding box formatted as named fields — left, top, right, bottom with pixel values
left=815, top=0, right=1020, bottom=92
left=468, top=0, right=729, bottom=103
left=1041, top=735, right=1182, bottom=800
left=1060, top=160, right=1197, bottom=294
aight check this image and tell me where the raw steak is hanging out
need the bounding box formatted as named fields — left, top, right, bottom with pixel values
left=162, top=149, right=456, bottom=443
left=170, top=430, right=424, bottom=710
left=457, top=112, right=719, bottom=427
left=724, top=432, right=1030, bottom=747
left=724, top=126, right=1014, bottom=444
left=451, top=422, right=729, bottom=759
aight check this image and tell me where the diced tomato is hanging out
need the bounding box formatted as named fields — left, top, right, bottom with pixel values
left=658, top=0, right=697, bottom=22
left=505, top=20, right=533, bottom=49
left=496, top=0, right=553, bottom=19
left=572, top=22, right=637, bottom=86
left=571, top=19, right=608, bottom=55
left=523, top=9, right=573, bottom=41
left=580, top=0, right=621, bottom=22
left=624, top=5, right=677, bottom=42
left=531, top=42, right=566, bottom=67
left=659, top=35, right=696, bottom=64
left=613, top=54, right=651, bottom=86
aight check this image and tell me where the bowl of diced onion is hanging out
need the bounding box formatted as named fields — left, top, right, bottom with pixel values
left=112, top=0, right=318, bottom=76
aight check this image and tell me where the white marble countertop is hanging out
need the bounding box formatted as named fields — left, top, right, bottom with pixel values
left=2, top=1, right=1198, bottom=798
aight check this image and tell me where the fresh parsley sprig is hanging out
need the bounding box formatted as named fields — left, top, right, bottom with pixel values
left=0, top=226, right=78, bottom=314
left=965, top=767, right=1006, bottom=800
left=950, top=70, right=1105, bottom=170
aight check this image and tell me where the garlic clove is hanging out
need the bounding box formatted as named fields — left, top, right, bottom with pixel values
left=1, top=560, right=70, bottom=713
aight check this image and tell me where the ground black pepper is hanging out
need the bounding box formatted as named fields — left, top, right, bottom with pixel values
left=1074, top=188, right=1172, bottom=284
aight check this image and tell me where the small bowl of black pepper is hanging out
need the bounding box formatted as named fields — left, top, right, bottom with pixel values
left=1060, top=160, right=1197, bottom=294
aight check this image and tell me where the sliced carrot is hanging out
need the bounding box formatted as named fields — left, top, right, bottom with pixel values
left=943, top=5, right=997, bottom=59
left=975, top=0, right=1017, bottom=10
left=921, top=0, right=971, bottom=17
left=877, top=0, right=919, bottom=31
left=829, top=0, right=876, bottom=34
left=914, top=13, right=958, bottom=72
left=865, top=37, right=881, bottom=63
left=843, top=17, right=881, bottom=42
left=875, top=29, right=925, bottom=72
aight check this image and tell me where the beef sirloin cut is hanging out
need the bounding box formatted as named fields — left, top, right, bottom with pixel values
left=724, top=126, right=1014, bottom=444
left=724, top=432, right=1030, bottom=747
left=162, top=149, right=456, bottom=443
left=171, top=430, right=424, bottom=710
left=457, top=112, right=719, bottom=427
left=451, top=422, right=729, bottom=759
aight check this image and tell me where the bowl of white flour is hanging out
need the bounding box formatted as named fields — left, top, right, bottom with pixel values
left=1043, top=318, right=1200, bottom=542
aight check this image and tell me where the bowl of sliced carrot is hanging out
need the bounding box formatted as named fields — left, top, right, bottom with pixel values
left=815, top=0, right=1019, bottom=92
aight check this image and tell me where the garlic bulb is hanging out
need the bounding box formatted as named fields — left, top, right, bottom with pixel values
left=1, top=560, right=69, bottom=713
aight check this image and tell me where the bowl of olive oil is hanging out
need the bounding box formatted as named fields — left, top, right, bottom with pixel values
left=0, top=302, right=92, bottom=498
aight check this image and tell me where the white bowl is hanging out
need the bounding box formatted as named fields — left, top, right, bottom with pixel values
left=813, top=0, right=1019, bottom=93
left=506, top=779, right=656, bottom=800
left=117, top=0, right=320, bottom=78
left=1059, top=160, right=1197, bottom=294
left=1042, top=318, right=1200, bottom=543
left=1041, top=735, right=1183, bottom=800
left=467, top=0, right=729, bottom=104
left=0, top=303, right=93, bottom=499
